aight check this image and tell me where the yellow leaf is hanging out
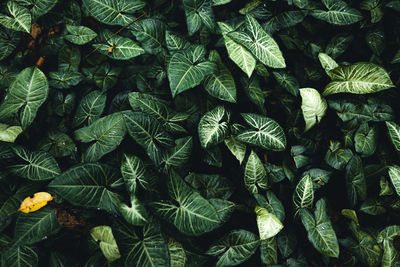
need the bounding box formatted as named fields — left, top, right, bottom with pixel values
left=18, top=192, right=55, bottom=213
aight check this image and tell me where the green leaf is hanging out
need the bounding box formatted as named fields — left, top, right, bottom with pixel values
left=162, top=136, right=193, bottom=172
left=94, top=31, right=145, bottom=60
left=360, top=198, right=386, bottom=215
left=209, top=198, right=235, bottom=223
left=113, top=219, right=169, bottom=267
left=9, top=147, right=61, bottom=181
left=241, top=77, right=266, bottom=114
left=299, top=88, right=327, bottom=132
left=224, top=136, right=246, bottom=164
left=244, top=150, right=268, bottom=194
left=381, top=240, right=399, bottom=267
left=151, top=170, right=221, bottom=236
left=272, top=71, right=300, bottom=96
left=0, top=123, right=22, bottom=143
left=72, top=90, right=106, bottom=127
left=48, top=163, right=120, bottom=213
left=260, top=237, right=278, bottom=265
left=93, top=63, right=121, bottom=90
left=311, top=0, right=363, bottom=25
left=218, top=21, right=256, bottom=78
left=386, top=121, right=400, bottom=151
left=168, top=238, right=187, bottom=267
left=388, top=165, right=400, bottom=197
left=213, top=0, right=232, bottom=6
left=318, top=53, right=339, bottom=76
left=165, top=30, right=190, bottom=52
left=183, top=0, right=215, bottom=36
left=198, top=105, right=229, bottom=149
left=325, top=143, right=353, bottom=170
left=228, top=14, right=286, bottom=68
left=391, top=49, right=400, bottom=64
left=123, top=111, right=174, bottom=165
left=300, top=199, right=339, bottom=258
left=377, top=225, right=400, bottom=242
left=49, top=71, right=83, bottom=89
left=255, top=206, right=283, bottom=240
left=0, top=67, right=49, bottom=129
left=90, top=226, right=121, bottom=262
left=168, top=45, right=216, bottom=97
left=65, top=25, right=97, bottom=45
left=1, top=245, right=38, bottom=267
left=74, top=112, right=126, bottom=162
left=18, top=0, right=58, bottom=20
left=323, top=63, right=394, bottom=96
left=236, top=113, right=286, bottom=151
left=354, top=123, right=378, bottom=157
left=118, top=195, right=149, bottom=226
left=0, top=28, right=20, bottom=61
left=203, top=50, right=236, bottom=103
left=131, top=18, right=166, bottom=55
left=206, top=230, right=260, bottom=267
left=121, top=153, right=159, bottom=194
left=82, top=0, right=146, bottom=26
left=345, top=156, right=367, bottom=207
left=293, top=175, right=314, bottom=210
left=0, top=1, right=31, bottom=33
left=184, top=173, right=233, bottom=200
left=13, top=207, right=60, bottom=246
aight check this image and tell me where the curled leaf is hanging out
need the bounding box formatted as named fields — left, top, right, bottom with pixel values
left=17, top=192, right=55, bottom=213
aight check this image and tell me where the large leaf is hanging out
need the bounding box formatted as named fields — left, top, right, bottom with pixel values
left=151, top=170, right=221, bottom=236
left=1, top=245, right=38, bottom=267
left=386, top=121, right=400, bottom=152
left=203, top=50, right=236, bottom=103
left=218, top=21, right=256, bottom=78
left=0, top=67, right=48, bottom=129
left=0, top=123, right=22, bottom=143
left=8, top=147, right=61, bottom=181
left=0, top=1, right=31, bottom=33
left=388, top=165, right=400, bottom=197
left=299, top=88, right=327, bottom=132
left=131, top=18, right=166, bottom=55
left=311, top=0, right=363, bottom=25
left=74, top=112, right=126, bottom=162
left=293, top=175, right=314, bottom=210
left=183, top=0, right=214, bottom=36
left=0, top=28, right=20, bottom=61
left=90, top=226, right=121, bottom=262
left=17, top=0, right=57, bottom=20
left=82, top=0, right=146, bottom=26
left=161, top=136, right=193, bottom=172
left=12, top=207, right=60, bottom=246
left=323, top=63, right=394, bottom=96
left=198, top=105, right=229, bottom=149
left=206, top=230, right=260, bottom=267
left=168, top=45, right=216, bottom=97
left=65, top=25, right=97, bottom=45
left=236, top=113, right=286, bottom=151
left=48, top=163, right=120, bottom=213
left=228, top=14, right=286, bottom=68
left=123, top=111, right=174, bottom=165
left=244, top=150, right=268, bottom=194
left=113, top=219, right=169, bottom=267
left=300, top=199, right=339, bottom=258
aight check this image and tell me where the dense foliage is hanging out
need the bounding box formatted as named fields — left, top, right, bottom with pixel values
left=0, top=0, right=400, bottom=266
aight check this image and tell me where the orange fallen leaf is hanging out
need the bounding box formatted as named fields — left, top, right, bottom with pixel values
left=18, top=192, right=55, bottom=213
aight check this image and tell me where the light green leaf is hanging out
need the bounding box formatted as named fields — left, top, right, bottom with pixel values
left=386, top=121, right=400, bottom=151
left=9, top=147, right=60, bottom=181
left=120, top=153, right=158, bottom=194
left=0, top=1, right=31, bottom=33
left=90, top=226, right=121, bottom=262
left=72, top=90, right=106, bottom=127
left=118, top=195, right=149, bottom=226
left=123, top=111, right=174, bottom=165
left=255, top=206, right=283, bottom=240
left=113, top=219, right=169, bottom=267
left=377, top=225, right=400, bottom=243
left=82, top=0, right=146, bottom=26
left=0, top=67, right=48, bottom=129
left=218, top=21, right=256, bottom=78
left=381, top=240, right=399, bottom=267
left=1, top=245, right=38, bottom=267
left=391, top=49, right=400, bottom=64
left=204, top=50, right=236, bottom=103
left=228, top=14, right=286, bottom=68
left=244, top=150, right=268, bottom=194
left=94, top=31, right=145, bottom=60
left=311, top=0, right=363, bottom=25
left=224, top=136, right=246, bottom=164
left=13, top=207, right=60, bottom=246
left=323, top=63, right=394, bottom=96
left=65, top=25, right=97, bottom=45
left=299, top=88, right=327, bottom=132
left=293, top=175, right=314, bottom=210
left=354, top=123, right=378, bottom=157
left=236, top=113, right=286, bottom=151
left=74, top=112, right=126, bottom=162
left=48, top=163, right=121, bottom=213
left=162, top=136, right=193, bottom=172
left=345, top=156, right=367, bottom=207
left=198, top=105, right=229, bottom=149
left=168, top=45, right=216, bottom=97
left=151, top=170, right=221, bottom=236
left=0, top=124, right=22, bottom=143
left=213, top=0, right=232, bottom=5
left=168, top=238, right=187, bottom=267
left=131, top=18, right=166, bottom=55
left=388, top=165, right=400, bottom=197
left=318, top=52, right=338, bottom=76
left=300, top=199, right=339, bottom=258
left=206, top=230, right=260, bottom=267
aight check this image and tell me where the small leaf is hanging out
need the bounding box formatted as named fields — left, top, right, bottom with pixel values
left=118, top=195, right=149, bottom=226
left=293, top=175, right=314, bottom=210
left=318, top=53, right=338, bottom=76
left=90, top=226, right=121, bottom=262
left=244, top=150, right=268, bottom=194
left=255, top=206, right=283, bottom=240
left=388, top=165, right=400, bottom=197
left=65, top=25, right=97, bottom=45
left=311, top=0, right=363, bottom=25
left=198, top=105, right=229, bottom=149
left=18, top=192, right=54, bottom=214
left=0, top=124, right=22, bottom=143
left=299, top=88, right=327, bottom=132
left=386, top=121, right=400, bottom=152
left=224, top=136, right=246, bottom=164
